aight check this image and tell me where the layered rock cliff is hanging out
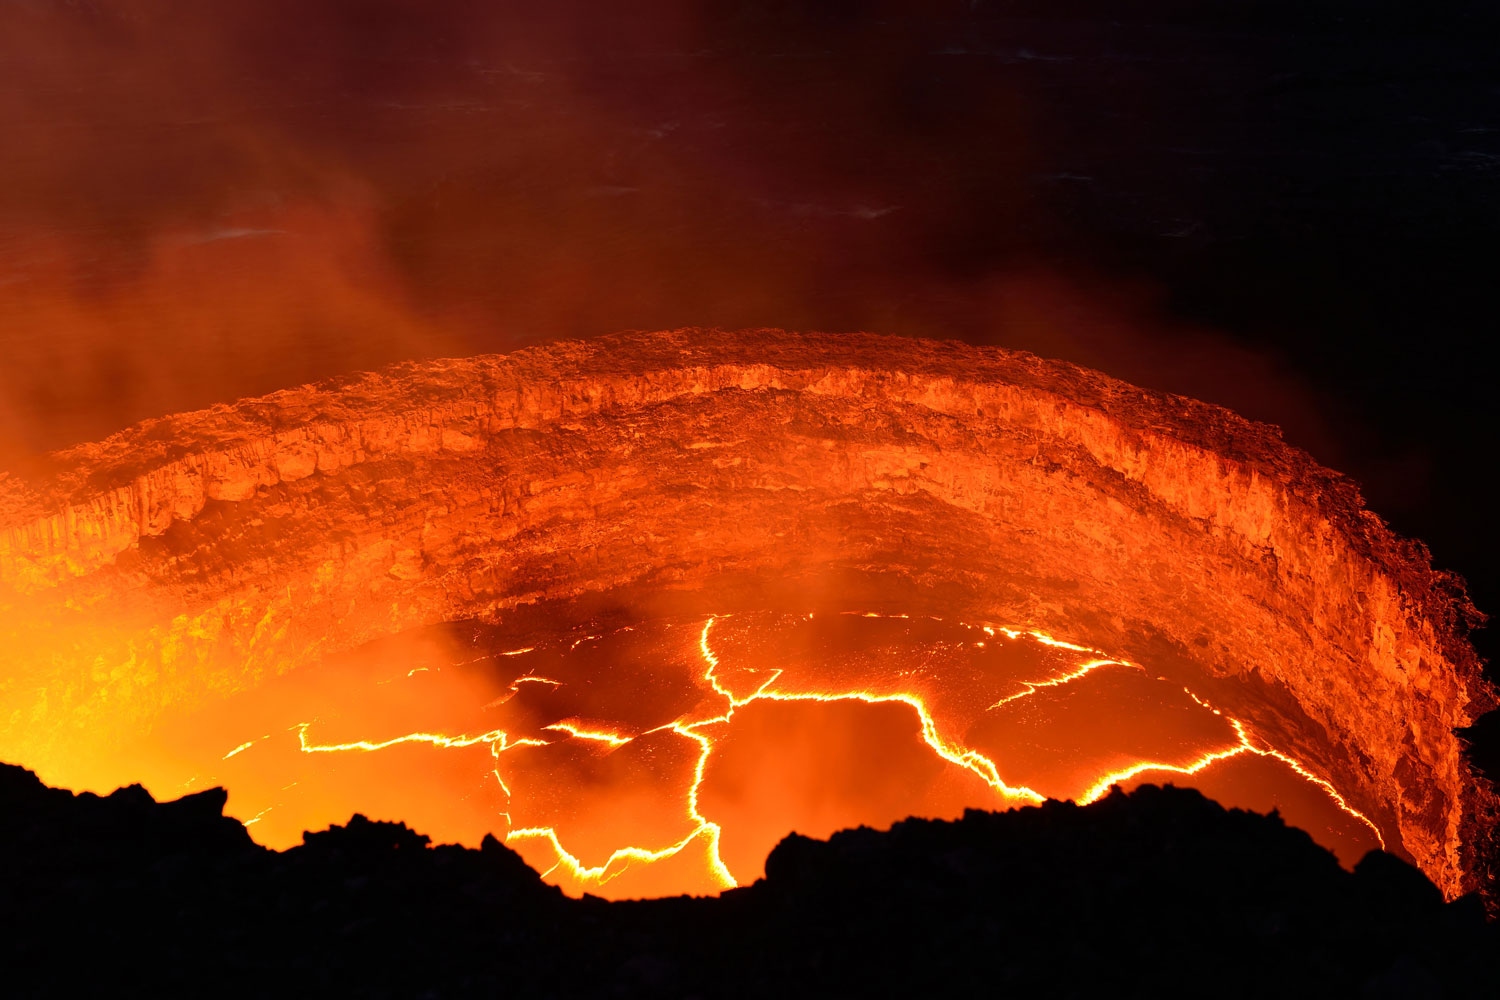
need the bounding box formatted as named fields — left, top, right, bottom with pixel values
left=0, top=329, right=1491, bottom=897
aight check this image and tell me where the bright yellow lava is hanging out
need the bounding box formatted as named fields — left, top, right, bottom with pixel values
left=282, top=612, right=1385, bottom=894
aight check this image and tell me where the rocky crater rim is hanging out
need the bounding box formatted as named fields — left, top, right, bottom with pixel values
left=0, top=328, right=1492, bottom=900
left=0, top=331, right=1484, bottom=639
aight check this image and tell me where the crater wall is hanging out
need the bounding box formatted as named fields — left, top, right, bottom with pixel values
left=0, top=330, right=1491, bottom=896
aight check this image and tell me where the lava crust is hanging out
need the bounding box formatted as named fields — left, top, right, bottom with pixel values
left=0, top=329, right=1492, bottom=897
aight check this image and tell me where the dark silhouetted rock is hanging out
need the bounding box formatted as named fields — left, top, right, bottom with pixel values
left=0, top=762, right=1494, bottom=997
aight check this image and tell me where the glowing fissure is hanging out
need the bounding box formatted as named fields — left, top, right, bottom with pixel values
left=268, top=611, right=1383, bottom=896
left=222, top=734, right=270, bottom=760
left=542, top=721, right=635, bottom=747
left=988, top=658, right=1135, bottom=710
left=482, top=674, right=564, bottom=710
left=505, top=825, right=727, bottom=889
left=1078, top=694, right=1386, bottom=849
left=295, top=723, right=514, bottom=755
left=687, top=664, right=1048, bottom=805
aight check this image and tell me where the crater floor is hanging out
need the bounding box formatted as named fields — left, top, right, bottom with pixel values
left=131, top=609, right=1385, bottom=899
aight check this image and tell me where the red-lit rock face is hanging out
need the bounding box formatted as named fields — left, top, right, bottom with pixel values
left=0, top=329, right=1492, bottom=897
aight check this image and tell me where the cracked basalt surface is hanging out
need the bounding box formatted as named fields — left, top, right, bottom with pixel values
left=0, top=329, right=1492, bottom=897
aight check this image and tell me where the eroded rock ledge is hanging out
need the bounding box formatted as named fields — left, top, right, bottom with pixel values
left=0, top=329, right=1492, bottom=896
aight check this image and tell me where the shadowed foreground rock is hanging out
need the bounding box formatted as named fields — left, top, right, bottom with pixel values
left=1, top=763, right=1492, bottom=998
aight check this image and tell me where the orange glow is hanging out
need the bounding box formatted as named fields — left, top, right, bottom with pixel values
left=296, top=723, right=513, bottom=755
left=0, top=569, right=1389, bottom=898
left=0, top=6, right=1482, bottom=906
left=542, top=721, right=636, bottom=748
left=686, top=616, right=1045, bottom=804
left=989, top=658, right=1134, bottom=710
left=61, top=609, right=1381, bottom=898
left=1076, top=692, right=1384, bottom=851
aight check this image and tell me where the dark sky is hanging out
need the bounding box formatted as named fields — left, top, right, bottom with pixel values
left=1, top=0, right=1494, bottom=656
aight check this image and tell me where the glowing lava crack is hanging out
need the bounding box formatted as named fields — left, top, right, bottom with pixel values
left=0, top=329, right=1492, bottom=898
left=283, top=613, right=1386, bottom=895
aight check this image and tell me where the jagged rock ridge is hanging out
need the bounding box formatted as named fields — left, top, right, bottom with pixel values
left=0, top=329, right=1492, bottom=897
left=1, top=763, right=1493, bottom=997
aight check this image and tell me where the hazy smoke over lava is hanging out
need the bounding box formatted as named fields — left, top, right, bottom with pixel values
left=1, top=0, right=1371, bottom=479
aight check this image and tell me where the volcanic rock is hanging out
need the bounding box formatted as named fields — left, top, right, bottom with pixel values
left=0, top=763, right=1493, bottom=997
left=0, top=329, right=1492, bottom=899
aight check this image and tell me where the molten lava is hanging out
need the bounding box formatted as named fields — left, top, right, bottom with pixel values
left=106, top=609, right=1383, bottom=900
left=0, top=330, right=1491, bottom=899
